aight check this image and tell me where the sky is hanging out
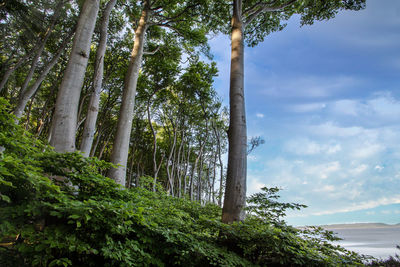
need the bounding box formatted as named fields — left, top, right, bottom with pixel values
left=208, top=0, right=400, bottom=226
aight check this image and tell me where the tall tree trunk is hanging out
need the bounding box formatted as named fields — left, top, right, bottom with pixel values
left=222, top=0, right=247, bottom=223
left=49, top=0, right=100, bottom=152
left=146, top=98, right=159, bottom=191
left=212, top=150, right=217, bottom=203
left=176, top=132, right=185, bottom=198
left=80, top=0, right=117, bottom=156
left=197, top=149, right=204, bottom=202
left=183, top=143, right=191, bottom=197
left=14, top=31, right=72, bottom=118
left=98, top=130, right=112, bottom=160
left=191, top=137, right=205, bottom=201
left=107, top=2, right=149, bottom=186
left=90, top=129, right=102, bottom=156
left=166, top=123, right=177, bottom=196
left=212, top=122, right=224, bottom=207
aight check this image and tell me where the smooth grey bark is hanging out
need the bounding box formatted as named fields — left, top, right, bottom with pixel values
left=107, top=2, right=149, bottom=186
left=222, top=0, right=247, bottom=223
left=80, top=0, right=117, bottom=156
left=89, top=129, right=102, bottom=157
left=196, top=145, right=204, bottom=202
left=146, top=97, right=160, bottom=191
left=211, top=150, right=217, bottom=203
left=14, top=32, right=72, bottom=118
left=190, top=129, right=206, bottom=201
left=166, top=123, right=177, bottom=196
left=183, top=143, right=191, bottom=196
left=212, top=121, right=225, bottom=207
left=49, top=0, right=100, bottom=152
left=176, top=132, right=185, bottom=198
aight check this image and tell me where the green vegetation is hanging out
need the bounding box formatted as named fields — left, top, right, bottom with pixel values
left=0, top=98, right=368, bottom=266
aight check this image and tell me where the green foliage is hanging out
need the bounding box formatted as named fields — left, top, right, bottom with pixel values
left=0, top=97, right=368, bottom=266
left=246, top=186, right=307, bottom=225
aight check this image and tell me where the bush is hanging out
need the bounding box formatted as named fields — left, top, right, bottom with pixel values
left=0, top=97, right=368, bottom=266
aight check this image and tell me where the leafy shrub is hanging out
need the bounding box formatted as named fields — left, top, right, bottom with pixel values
left=0, top=97, right=368, bottom=266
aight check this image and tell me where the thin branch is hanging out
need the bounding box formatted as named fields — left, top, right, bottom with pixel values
left=143, top=45, right=160, bottom=55
left=243, top=0, right=297, bottom=27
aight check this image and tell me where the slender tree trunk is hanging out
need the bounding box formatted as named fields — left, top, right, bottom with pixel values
left=222, top=0, right=247, bottom=223
left=14, top=32, right=72, bottom=118
left=191, top=139, right=205, bottom=201
left=212, top=122, right=224, bottom=207
left=90, top=129, right=102, bottom=156
left=197, top=149, right=204, bottom=202
left=176, top=132, right=184, bottom=198
left=98, top=130, right=112, bottom=160
left=146, top=98, right=159, bottom=191
left=183, top=143, right=191, bottom=197
left=166, top=124, right=177, bottom=196
left=212, top=150, right=217, bottom=203
left=50, top=0, right=100, bottom=152
left=80, top=0, right=117, bottom=156
left=107, top=2, right=149, bottom=186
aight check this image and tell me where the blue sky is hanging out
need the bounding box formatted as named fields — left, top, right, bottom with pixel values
left=209, top=0, right=400, bottom=226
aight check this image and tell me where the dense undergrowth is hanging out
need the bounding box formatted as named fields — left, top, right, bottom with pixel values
left=0, top=97, right=381, bottom=266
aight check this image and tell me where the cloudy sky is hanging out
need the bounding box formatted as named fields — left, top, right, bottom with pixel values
left=209, top=0, right=400, bottom=226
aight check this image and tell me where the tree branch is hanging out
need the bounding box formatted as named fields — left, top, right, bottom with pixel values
left=243, top=0, right=298, bottom=27
left=143, top=46, right=160, bottom=55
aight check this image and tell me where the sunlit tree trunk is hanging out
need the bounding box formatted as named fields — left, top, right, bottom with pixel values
left=107, top=2, right=149, bottom=186
left=80, top=0, right=117, bottom=156
left=50, top=0, right=100, bottom=152
left=222, top=0, right=247, bottom=223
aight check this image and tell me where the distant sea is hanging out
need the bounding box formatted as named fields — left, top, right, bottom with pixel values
left=322, top=223, right=400, bottom=259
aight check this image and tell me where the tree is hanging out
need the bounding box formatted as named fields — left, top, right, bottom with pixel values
left=80, top=0, right=117, bottom=157
left=49, top=0, right=100, bottom=152
left=107, top=0, right=221, bottom=186
left=222, top=0, right=366, bottom=223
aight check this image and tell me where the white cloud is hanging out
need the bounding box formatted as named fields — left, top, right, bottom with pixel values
left=248, top=155, right=257, bottom=162
left=320, top=185, right=336, bottom=192
left=256, top=113, right=264, bottom=118
left=284, top=138, right=341, bottom=155
left=247, top=177, right=266, bottom=195
left=351, top=143, right=384, bottom=159
left=259, top=75, right=361, bottom=99
left=288, top=103, right=326, bottom=113
left=304, top=161, right=341, bottom=179
left=309, top=122, right=367, bottom=137
left=328, top=93, right=400, bottom=124
left=330, top=99, right=364, bottom=116
left=350, top=164, right=368, bottom=175
left=311, top=195, right=400, bottom=215
left=375, top=165, right=384, bottom=171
